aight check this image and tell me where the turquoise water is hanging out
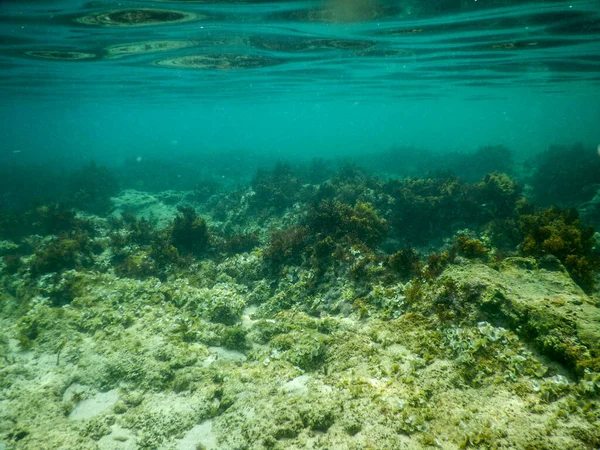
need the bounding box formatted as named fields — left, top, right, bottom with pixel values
left=1, top=0, right=599, bottom=163
left=3, top=3, right=600, bottom=449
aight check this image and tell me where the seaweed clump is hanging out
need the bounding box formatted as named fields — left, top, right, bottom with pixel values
left=251, top=163, right=302, bottom=212
left=170, top=206, right=210, bottom=256
left=475, top=172, right=526, bottom=250
left=263, top=200, right=387, bottom=278
left=519, top=206, right=598, bottom=292
left=475, top=172, right=522, bottom=219
left=308, top=200, right=387, bottom=249
left=220, top=232, right=260, bottom=256
left=386, top=247, right=422, bottom=281
left=263, top=226, right=308, bottom=268
left=30, top=232, right=95, bottom=276
left=1, top=203, right=88, bottom=241
left=382, top=174, right=479, bottom=245
left=109, top=207, right=213, bottom=280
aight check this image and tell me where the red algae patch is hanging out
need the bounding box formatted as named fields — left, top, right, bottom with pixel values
left=75, top=9, right=201, bottom=27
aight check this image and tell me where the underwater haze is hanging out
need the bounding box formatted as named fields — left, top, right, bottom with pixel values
left=0, top=0, right=599, bottom=162
left=3, top=1, right=600, bottom=450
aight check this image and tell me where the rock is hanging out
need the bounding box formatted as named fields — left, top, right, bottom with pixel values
left=443, top=260, right=600, bottom=375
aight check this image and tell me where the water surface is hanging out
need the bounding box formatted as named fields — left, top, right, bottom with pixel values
left=1, top=0, right=599, bottom=161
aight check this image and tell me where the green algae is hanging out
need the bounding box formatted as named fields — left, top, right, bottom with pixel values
left=2, top=164, right=600, bottom=449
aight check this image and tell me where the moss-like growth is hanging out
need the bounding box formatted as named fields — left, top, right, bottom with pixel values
left=43, top=270, right=89, bottom=307
left=149, top=239, right=180, bottom=276
left=455, top=235, right=489, bottom=259
left=220, top=232, right=260, bottom=255
left=474, top=172, right=521, bottom=218
left=263, top=226, right=308, bottom=269
left=170, top=206, right=209, bottom=256
left=423, top=250, right=455, bottom=280
left=28, top=203, right=85, bottom=236
left=386, top=247, right=422, bottom=281
left=30, top=232, right=94, bottom=276
left=519, top=206, right=598, bottom=292
left=305, top=157, right=334, bottom=185
left=184, top=284, right=247, bottom=325
left=220, top=324, right=249, bottom=350
left=108, top=214, right=170, bottom=279
left=316, top=163, right=381, bottom=205
left=443, top=322, right=543, bottom=387
left=1, top=203, right=91, bottom=241
left=383, top=175, right=479, bottom=245
left=270, top=328, right=329, bottom=371
left=114, top=251, right=157, bottom=280
left=295, top=200, right=387, bottom=277
left=0, top=211, right=23, bottom=241
left=3, top=253, right=20, bottom=275
left=307, top=200, right=387, bottom=248
left=110, top=212, right=156, bottom=247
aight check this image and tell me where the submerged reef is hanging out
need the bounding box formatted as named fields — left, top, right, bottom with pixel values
left=1, top=148, right=600, bottom=449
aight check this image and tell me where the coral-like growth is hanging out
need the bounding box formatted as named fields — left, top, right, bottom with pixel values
left=170, top=206, right=210, bottom=256
left=519, top=206, right=598, bottom=292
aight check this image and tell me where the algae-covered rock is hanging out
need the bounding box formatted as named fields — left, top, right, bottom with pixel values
left=3, top=158, right=600, bottom=450
left=441, top=258, right=600, bottom=376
